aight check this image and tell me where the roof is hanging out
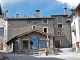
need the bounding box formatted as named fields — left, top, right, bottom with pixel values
left=75, top=3, right=80, bottom=11
left=51, top=14, right=68, bottom=17
left=69, top=3, right=80, bottom=18
left=7, top=17, right=55, bottom=20
left=6, top=30, right=54, bottom=45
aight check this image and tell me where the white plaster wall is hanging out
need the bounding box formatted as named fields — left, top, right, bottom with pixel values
left=71, top=13, right=80, bottom=48
left=4, top=19, right=8, bottom=52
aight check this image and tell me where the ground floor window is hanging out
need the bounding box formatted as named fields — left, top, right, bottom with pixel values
left=41, top=40, right=46, bottom=48
left=23, top=40, right=28, bottom=49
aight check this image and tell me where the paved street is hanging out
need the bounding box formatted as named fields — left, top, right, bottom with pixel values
left=2, top=48, right=80, bottom=60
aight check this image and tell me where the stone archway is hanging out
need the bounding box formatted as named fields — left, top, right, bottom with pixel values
left=30, top=36, right=39, bottom=49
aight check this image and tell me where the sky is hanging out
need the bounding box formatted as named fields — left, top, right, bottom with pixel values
left=0, top=0, right=80, bottom=17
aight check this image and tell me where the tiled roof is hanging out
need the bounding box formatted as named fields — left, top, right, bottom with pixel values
left=6, top=30, right=54, bottom=45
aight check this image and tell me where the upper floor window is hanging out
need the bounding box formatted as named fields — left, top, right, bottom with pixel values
left=57, top=23, right=63, bottom=28
left=57, top=31, right=64, bottom=36
left=43, top=27, right=48, bottom=33
left=57, top=17, right=63, bottom=21
left=0, top=28, right=4, bottom=35
left=32, top=25, right=36, bottom=30
left=27, top=20, right=32, bottom=24
left=42, top=19, right=48, bottom=24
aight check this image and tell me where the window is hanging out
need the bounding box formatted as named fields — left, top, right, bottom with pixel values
left=57, top=31, right=64, bottom=36
left=57, top=17, right=63, bottom=21
left=60, top=40, right=63, bottom=43
left=58, top=23, right=63, bottom=28
left=23, top=40, right=28, bottom=49
left=27, top=20, right=32, bottom=24
left=0, top=28, right=4, bottom=35
left=32, top=25, right=36, bottom=30
left=42, top=20, right=48, bottom=24
left=41, top=40, right=46, bottom=48
left=43, top=27, right=48, bottom=33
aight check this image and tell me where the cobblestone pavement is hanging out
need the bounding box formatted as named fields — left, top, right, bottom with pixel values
left=2, top=48, right=80, bottom=60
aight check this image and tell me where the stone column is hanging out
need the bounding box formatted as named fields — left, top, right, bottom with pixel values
left=28, top=40, right=30, bottom=51
left=17, top=37, right=22, bottom=52
left=39, top=40, right=41, bottom=49
left=46, top=39, right=49, bottom=48
left=50, top=38, right=53, bottom=48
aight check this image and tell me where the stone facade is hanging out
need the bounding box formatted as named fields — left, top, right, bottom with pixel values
left=0, top=5, right=71, bottom=53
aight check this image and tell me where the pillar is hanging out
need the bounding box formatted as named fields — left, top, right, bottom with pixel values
left=39, top=40, right=41, bottom=49
left=28, top=40, right=30, bottom=51
left=46, top=35, right=49, bottom=48
left=49, top=38, right=53, bottom=48
left=17, top=37, right=22, bottom=52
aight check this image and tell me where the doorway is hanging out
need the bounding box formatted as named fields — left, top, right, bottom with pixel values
left=30, top=36, right=39, bottom=49
left=55, top=40, right=60, bottom=48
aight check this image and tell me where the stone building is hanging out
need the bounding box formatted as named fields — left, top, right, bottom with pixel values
left=6, top=9, right=71, bottom=53
left=0, top=5, right=71, bottom=53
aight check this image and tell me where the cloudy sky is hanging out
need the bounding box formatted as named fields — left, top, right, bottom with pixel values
left=1, top=0, right=80, bottom=17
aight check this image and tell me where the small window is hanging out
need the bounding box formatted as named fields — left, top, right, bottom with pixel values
left=41, top=40, right=46, bottom=48
left=60, top=40, right=63, bottom=43
left=32, top=25, right=36, bottom=30
left=0, top=28, right=4, bottom=35
left=58, top=24, right=63, bottom=28
left=57, top=31, right=64, bottom=36
left=42, top=20, right=48, bottom=24
left=43, top=27, right=48, bottom=33
left=57, top=17, right=62, bottom=21
left=27, top=20, right=32, bottom=24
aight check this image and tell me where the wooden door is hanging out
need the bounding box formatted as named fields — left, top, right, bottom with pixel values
left=0, top=43, right=3, bottom=50
left=55, top=40, right=60, bottom=48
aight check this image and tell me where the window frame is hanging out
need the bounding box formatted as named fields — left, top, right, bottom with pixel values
left=43, top=27, right=48, bottom=33
left=32, top=25, right=36, bottom=30
left=60, top=39, right=63, bottom=43
left=42, top=19, right=48, bottom=24
left=0, top=28, right=4, bottom=36
left=40, top=40, right=46, bottom=48
left=57, top=23, right=63, bottom=28
left=57, top=31, right=64, bottom=36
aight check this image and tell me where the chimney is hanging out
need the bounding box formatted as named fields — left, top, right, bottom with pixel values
left=64, top=8, right=67, bottom=15
left=5, top=10, right=8, bottom=17
left=16, top=14, right=18, bottom=17
left=35, top=10, right=40, bottom=18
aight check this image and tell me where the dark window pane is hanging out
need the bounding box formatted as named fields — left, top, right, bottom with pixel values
left=33, top=26, right=35, bottom=29
left=43, top=20, right=47, bottom=24
left=44, top=28, right=47, bottom=33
